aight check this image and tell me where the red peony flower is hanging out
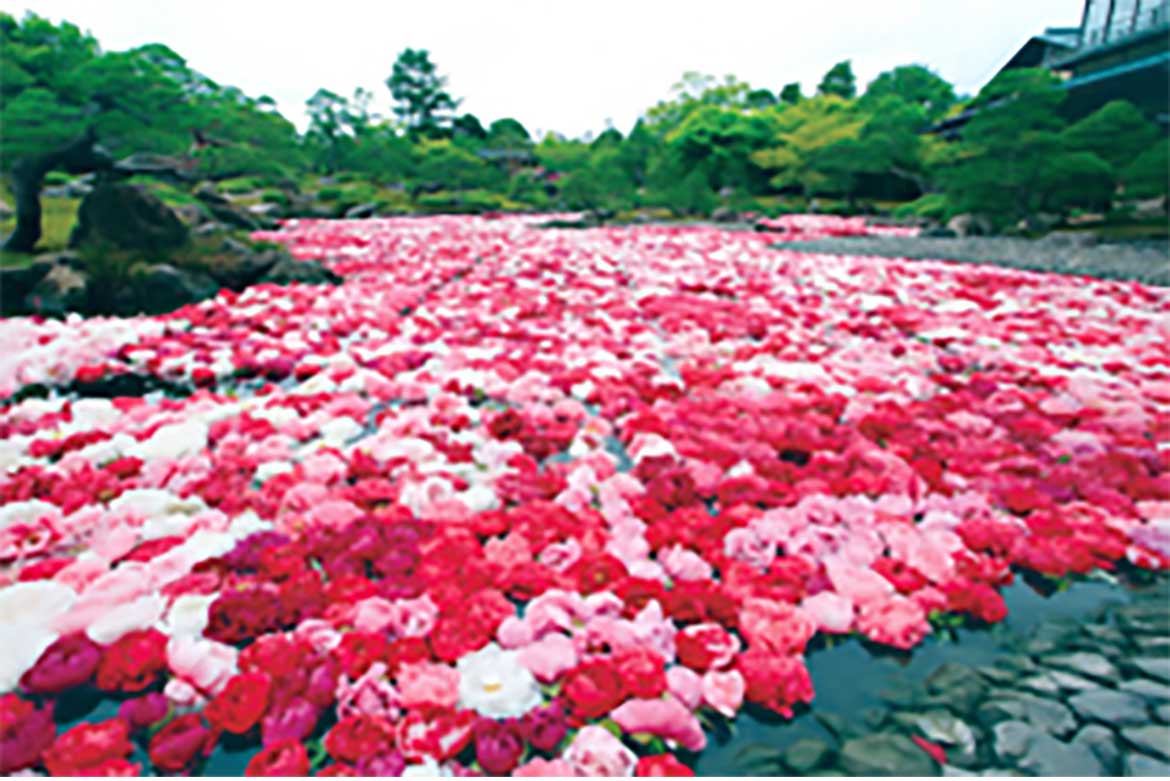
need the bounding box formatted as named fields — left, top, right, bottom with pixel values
left=0, top=694, right=55, bottom=774
left=42, top=719, right=134, bottom=776
left=148, top=714, right=213, bottom=774
left=206, top=672, right=273, bottom=734
left=561, top=658, right=628, bottom=721
left=245, top=738, right=311, bottom=776
left=95, top=628, right=168, bottom=693
left=395, top=708, right=476, bottom=763
left=335, top=631, right=390, bottom=679
left=21, top=633, right=102, bottom=694
left=736, top=650, right=814, bottom=718
left=637, top=753, right=696, bottom=776
left=324, top=714, right=396, bottom=765
left=912, top=734, right=947, bottom=765
left=613, top=646, right=667, bottom=698
left=675, top=623, right=741, bottom=671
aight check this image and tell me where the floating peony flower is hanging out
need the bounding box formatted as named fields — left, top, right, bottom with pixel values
left=456, top=642, right=542, bottom=719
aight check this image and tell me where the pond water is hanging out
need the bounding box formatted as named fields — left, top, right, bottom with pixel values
left=693, top=575, right=1154, bottom=776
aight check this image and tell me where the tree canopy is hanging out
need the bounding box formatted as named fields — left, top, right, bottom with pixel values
left=386, top=48, right=459, bottom=138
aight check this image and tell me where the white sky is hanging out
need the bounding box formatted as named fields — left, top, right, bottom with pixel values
left=2, top=0, right=1085, bottom=138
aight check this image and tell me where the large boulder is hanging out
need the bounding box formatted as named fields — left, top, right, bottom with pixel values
left=344, top=202, right=381, bottom=220
left=129, top=263, right=219, bottom=314
left=70, top=183, right=189, bottom=253
left=257, top=256, right=342, bottom=286
left=194, top=183, right=277, bottom=230
left=0, top=256, right=56, bottom=314
left=837, top=734, right=938, bottom=776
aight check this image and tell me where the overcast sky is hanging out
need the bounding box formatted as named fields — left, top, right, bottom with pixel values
left=3, top=0, right=1084, bottom=138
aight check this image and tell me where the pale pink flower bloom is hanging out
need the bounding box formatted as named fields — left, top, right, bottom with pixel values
left=564, top=725, right=638, bottom=777
left=351, top=596, right=396, bottom=634
left=723, top=527, right=774, bottom=570
left=659, top=544, right=712, bottom=582
left=666, top=665, right=703, bottom=710
left=336, top=662, right=401, bottom=720
left=701, top=670, right=745, bottom=718
left=517, top=632, right=578, bottom=683
left=167, top=635, right=239, bottom=695
left=538, top=539, right=582, bottom=572
left=396, top=661, right=460, bottom=710
left=856, top=595, right=930, bottom=650
left=610, top=698, right=706, bottom=752
left=824, top=555, right=894, bottom=606
left=513, top=758, right=579, bottom=776
left=801, top=591, right=854, bottom=634
left=389, top=595, right=438, bottom=638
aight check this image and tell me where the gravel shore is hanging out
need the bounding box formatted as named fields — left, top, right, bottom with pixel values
left=770, top=235, right=1170, bottom=286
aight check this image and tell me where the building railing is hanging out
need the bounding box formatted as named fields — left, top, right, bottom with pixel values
left=1080, top=0, right=1170, bottom=47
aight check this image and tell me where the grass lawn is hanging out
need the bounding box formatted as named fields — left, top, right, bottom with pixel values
left=0, top=195, right=81, bottom=267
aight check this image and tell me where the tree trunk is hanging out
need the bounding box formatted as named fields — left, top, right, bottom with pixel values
left=2, top=128, right=113, bottom=253
left=4, top=159, right=46, bottom=252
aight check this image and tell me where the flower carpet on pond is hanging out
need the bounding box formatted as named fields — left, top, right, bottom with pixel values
left=0, top=214, right=1168, bottom=776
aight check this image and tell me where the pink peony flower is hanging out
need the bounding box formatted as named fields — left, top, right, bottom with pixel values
left=564, top=725, right=638, bottom=777
left=517, top=632, right=578, bottom=683
left=800, top=591, right=854, bottom=634
left=856, top=595, right=930, bottom=650
left=610, top=697, right=706, bottom=752
left=701, top=670, right=745, bottom=718
left=336, top=662, right=400, bottom=721
left=514, top=757, right=579, bottom=776
left=395, top=661, right=460, bottom=710
left=666, top=665, right=703, bottom=710
left=166, top=636, right=238, bottom=696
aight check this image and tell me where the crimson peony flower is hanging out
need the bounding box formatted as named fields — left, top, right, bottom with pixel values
left=205, top=672, right=272, bottom=734
left=95, top=628, right=168, bottom=693
left=245, top=738, right=311, bottom=776
left=636, top=753, right=696, bottom=776
left=561, top=658, right=627, bottom=721
left=43, top=719, right=134, bottom=776
left=473, top=717, right=525, bottom=776
left=148, top=714, right=213, bottom=773
left=521, top=699, right=568, bottom=753
left=20, top=633, right=102, bottom=694
left=0, top=694, right=55, bottom=774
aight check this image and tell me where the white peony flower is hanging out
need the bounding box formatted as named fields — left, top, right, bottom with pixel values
left=158, top=593, right=217, bottom=638
left=0, top=581, right=77, bottom=690
left=456, top=643, right=542, bottom=719
left=0, top=580, right=77, bottom=625
left=0, top=628, right=56, bottom=692
left=128, top=420, right=209, bottom=462
left=87, top=594, right=166, bottom=644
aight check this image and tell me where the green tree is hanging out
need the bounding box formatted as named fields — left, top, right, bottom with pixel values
left=646, top=72, right=755, bottom=131
left=817, top=61, right=856, bottom=99
left=936, top=68, right=1106, bottom=226
left=386, top=48, right=458, bottom=138
left=751, top=95, right=864, bottom=197
left=486, top=118, right=533, bottom=149
left=666, top=105, right=777, bottom=192
left=452, top=113, right=488, bottom=142
left=559, top=147, right=636, bottom=210
left=304, top=88, right=356, bottom=173
left=864, top=64, right=956, bottom=121
left=414, top=139, right=497, bottom=190
left=1062, top=100, right=1158, bottom=171
left=779, top=82, right=803, bottom=105
left=1122, top=139, right=1169, bottom=200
